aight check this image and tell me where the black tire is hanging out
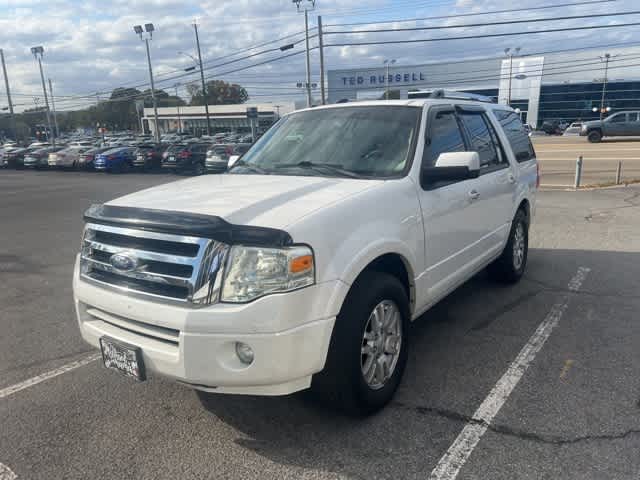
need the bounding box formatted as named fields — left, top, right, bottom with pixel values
left=311, top=271, right=409, bottom=416
left=488, top=209, right=529, bottom=283
left=587, top=130, right=602, bottom=143
left=194, top=162, right=205, bottom=176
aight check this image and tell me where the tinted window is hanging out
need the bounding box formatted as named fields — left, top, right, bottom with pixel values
left=458, top=112, right=500, bottom=169
left=629, top=112, right=639, bottom=122
left=610, top=113, right=626, bottom=123
left=494, top=110, right=536, bottom=162
left=424, top=110, right=466, bottom=167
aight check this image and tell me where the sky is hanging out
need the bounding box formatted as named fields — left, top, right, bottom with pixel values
left=1, top=0, right=639, bottom=112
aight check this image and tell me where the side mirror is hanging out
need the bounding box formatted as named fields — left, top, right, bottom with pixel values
left=421, top=151, right=480, bottom=186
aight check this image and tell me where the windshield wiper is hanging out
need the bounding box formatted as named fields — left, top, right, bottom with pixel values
left=229, top=159, right=269, bottom=174
left=274, top=161, right=362, bottom=179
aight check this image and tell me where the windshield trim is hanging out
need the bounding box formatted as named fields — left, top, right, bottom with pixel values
left=230, top=105, right=423, bottom=180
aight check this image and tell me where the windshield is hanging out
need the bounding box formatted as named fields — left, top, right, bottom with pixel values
left=230, top=106, right=421, bottom=178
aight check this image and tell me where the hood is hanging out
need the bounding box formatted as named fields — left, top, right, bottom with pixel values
left=107, top=174, right=381, bottom=230
left=583, top=119, right=602, bottom=127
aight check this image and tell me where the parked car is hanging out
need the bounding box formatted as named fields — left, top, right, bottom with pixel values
left=563, top=122, right=583, bottom=136
left=23, top=146, right=66, bottom=169
left=0, top=145, right=20, bottom=167
left=133, top=143, right=167, bottom=170
left=580, top=111, right=640, bottom=142
left=73, top=93, right=538, bottom=415
left=94, top=147, right=137, bottom=172
left=79, top=146, right=112, bottom=170
left=48, top=146, right=93, bottom=169
left=205, top=144, right=235, bottom=173
left=5, top=147, right=34, bottom=169
left=161, top=142, right=210, bottom=174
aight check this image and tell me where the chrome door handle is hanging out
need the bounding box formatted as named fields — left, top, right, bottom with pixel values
left=468, top=189, right=480, bottom=201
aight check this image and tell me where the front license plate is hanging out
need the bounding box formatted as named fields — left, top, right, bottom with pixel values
left=99, top=336, right=146, bottom=381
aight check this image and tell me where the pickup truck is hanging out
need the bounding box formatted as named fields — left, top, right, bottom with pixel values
left=580, top=111, right=640, bottom=142
left=73, top=94, right=538, bottom=415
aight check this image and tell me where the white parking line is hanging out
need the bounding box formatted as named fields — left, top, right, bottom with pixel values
left=428, top=267, right=590, bottom=480
left=0, top=463, right=17, bottom=480
left=0, top=353, right=101, bottom=400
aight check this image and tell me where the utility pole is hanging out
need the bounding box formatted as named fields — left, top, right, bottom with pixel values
left=294, top=0, right=315, bottom=107
left=48, top=78, right=59, bottom=138
left=192, top=22, right=212, bottom=136
left=30, top=46, right=55, bottom=145
left=0, top=49, right=17, bottom=142
left=318, top=15, right=326, bottom=105
left=504, top=47, right=520, bottom=106
left=600, top=53, right=611, bottom=121
left=133, top=24, right=160, bottom=143
left=174, top=84, right=182, bottom=133
left=384, top=59, right=396, bottom=99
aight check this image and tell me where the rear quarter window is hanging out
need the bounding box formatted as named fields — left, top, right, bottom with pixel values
left=493, top=110, right=536, bottom=162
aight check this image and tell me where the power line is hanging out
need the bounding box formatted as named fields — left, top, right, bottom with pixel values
left=324, top=21, right=640, bottom=47
left=324, top=0, right=617, bottom=27
left=324, top=10, right=640, bottom=35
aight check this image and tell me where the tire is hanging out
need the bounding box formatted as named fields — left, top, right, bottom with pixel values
left=587, top=130, right=602, bottom=143
left=194, top=162, right=205, bottom=176
left=488, top=209, right=529, bottom=283
left=311, top=271, right=409, bottom=416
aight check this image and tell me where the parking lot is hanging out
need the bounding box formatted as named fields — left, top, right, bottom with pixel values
left=533, top=136, right=640, bottom=187
left=1, top=170, right=639, bottom=479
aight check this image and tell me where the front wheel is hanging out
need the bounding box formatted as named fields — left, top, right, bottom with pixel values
left=311, top=271, right=409, bottom=416
left=587, top=130, right=602, bottom=143
left=488, top=209, right=529, bottom=283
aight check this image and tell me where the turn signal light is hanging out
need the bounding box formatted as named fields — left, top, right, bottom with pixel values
left=289, top=254, right=313, bottom=274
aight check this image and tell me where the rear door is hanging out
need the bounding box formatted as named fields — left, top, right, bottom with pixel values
left=625, top=112, right=640, bottom=136
left=605, top=113, right=628, bottom=136
left=416, top=105, right=489, bottom=304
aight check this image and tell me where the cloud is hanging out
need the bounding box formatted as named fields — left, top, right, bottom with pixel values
left=0, top=0, right=639, bottom=111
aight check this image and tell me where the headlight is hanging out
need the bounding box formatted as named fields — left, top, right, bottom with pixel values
left=221, top=245, right=314, bottom=303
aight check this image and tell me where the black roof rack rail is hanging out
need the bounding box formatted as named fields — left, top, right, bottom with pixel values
left=409, top=89, right=496, bottom=103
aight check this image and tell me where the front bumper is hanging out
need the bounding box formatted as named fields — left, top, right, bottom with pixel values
left=73, top=256, right=343, bottom=396
left=205, top=160, right=228, bottom=172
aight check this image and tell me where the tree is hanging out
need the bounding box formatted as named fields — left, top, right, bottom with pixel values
left=188, top=79, right=248, bottom=106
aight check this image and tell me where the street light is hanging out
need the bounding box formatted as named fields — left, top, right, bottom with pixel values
left=133, top=23, right=160, bottom=142
left=504, top=47, right=521, bottom=106
left=599, top=53, right=618, bottom=121
left=30, top=45, right=55, bottom=145
left=384, top=59, right=396, bottom=100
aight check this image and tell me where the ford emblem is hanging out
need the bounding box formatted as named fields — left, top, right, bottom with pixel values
left=109, top=252, right=139, bottom=272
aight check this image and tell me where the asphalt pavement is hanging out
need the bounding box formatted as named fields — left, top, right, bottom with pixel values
left=1, top=170, right=639, bottom=479
left=533, top=135, right=640, bottom=187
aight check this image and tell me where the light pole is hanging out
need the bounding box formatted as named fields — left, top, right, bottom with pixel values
left=293, top=0, right=315, bottom=108
left=30, top=46, right=55, bottom=145
left=48, top=78, right=59, bottom=138
left=134, top=24, right=160, bottom=143
left=384, top=59, right=396, bottom=99
left=504, top=47, right=521, bottom=106
left=0, top=49, right=17, bottom=142
left=599, top=53, right=613, bottom=121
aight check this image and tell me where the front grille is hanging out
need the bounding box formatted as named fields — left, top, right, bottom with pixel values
left=80, top=222, right=228, bottom=306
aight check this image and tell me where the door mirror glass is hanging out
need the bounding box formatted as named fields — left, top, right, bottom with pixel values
left=421, top=151, right=480, bottom=185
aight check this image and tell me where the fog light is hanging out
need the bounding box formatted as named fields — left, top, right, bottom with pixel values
left=235, top=342, right=254, bottom=365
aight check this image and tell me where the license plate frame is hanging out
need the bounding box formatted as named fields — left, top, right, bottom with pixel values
left=99, top=336, right=146, bottom=381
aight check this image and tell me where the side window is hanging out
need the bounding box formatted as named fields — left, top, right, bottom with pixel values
left=494, top=110, right=536, bottom=162
left=423, top=109, right=466, bottom=167
left=629, top=112, right=639, bottom=122
left=610, top=113, right=627, bottom=123
left=458, top=112, right=502, bottom=169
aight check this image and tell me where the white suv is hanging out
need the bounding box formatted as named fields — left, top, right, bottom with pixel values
left=73, top=93, right=538, bottom=415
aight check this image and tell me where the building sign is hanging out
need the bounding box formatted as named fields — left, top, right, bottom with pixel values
left=339, top=71, right=427, bottom=87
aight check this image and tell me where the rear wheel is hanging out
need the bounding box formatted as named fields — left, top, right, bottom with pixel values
left=587, top=130, right=602, bottom=143
left=311, top=271, right=409, bottom=416
left=488, top=209, right=529, bottom=283
left=194, top=162, right=205, bottom=176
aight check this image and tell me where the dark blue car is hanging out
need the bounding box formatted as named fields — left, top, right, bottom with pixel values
left=94, top=147, right=136, bottom=172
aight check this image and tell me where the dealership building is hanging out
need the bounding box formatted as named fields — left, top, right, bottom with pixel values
left=142, top=102, right=296, bottom=136
left=327, top=45, right=640, bottom=128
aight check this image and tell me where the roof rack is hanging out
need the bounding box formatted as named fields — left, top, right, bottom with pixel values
left=409, top=89, right=496, bottom=103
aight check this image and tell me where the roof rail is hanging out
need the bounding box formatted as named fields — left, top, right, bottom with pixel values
left=409, top=89, right=496, bottom=103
